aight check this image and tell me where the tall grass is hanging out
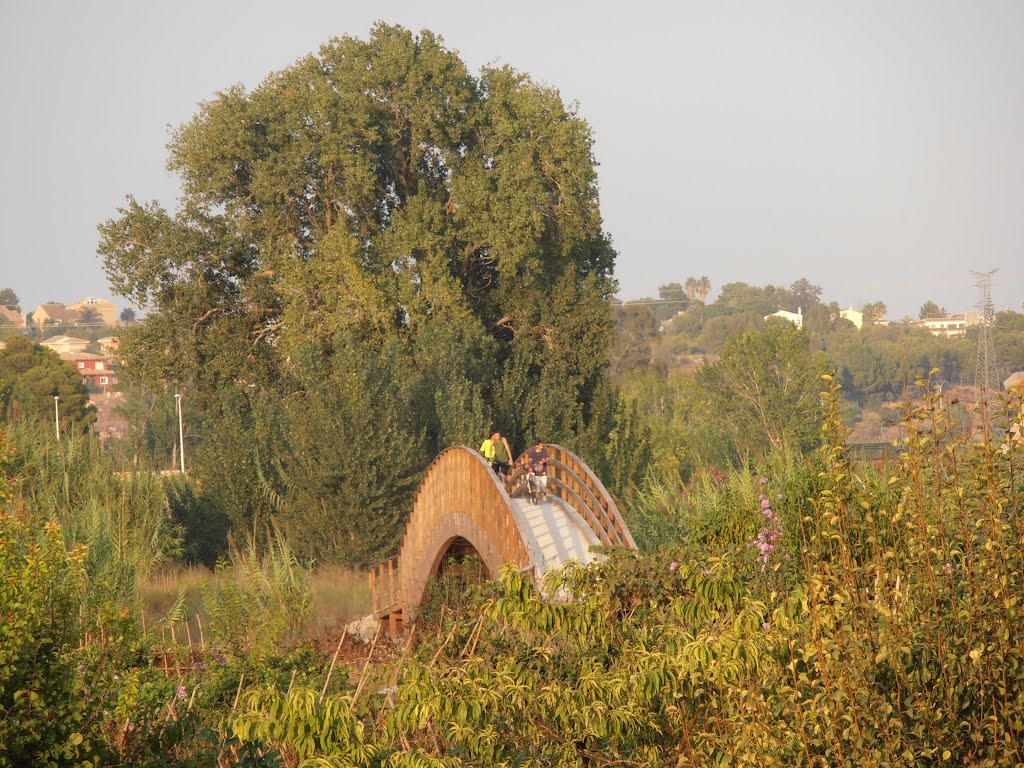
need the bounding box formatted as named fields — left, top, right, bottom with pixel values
left=138, top=563, right=371, bottom=647
left=309, top=565, right=371, bottom=633
left=4, top=420, right=181, bottom=610
left=200, top=523, right=314, bottom=659
left=625, top=440, right=818, bottom=554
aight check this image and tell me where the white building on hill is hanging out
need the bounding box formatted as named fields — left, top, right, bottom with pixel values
left=764, top=307, right=803, bottom=330
left=40, top=335, right=90, bottom=355
left=840, top=306, right=864, bottom=329
left=917, top=311, right=980, bottom=338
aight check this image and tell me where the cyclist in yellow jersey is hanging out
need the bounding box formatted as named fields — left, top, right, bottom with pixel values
left=479, top=429, right=513, bottom=483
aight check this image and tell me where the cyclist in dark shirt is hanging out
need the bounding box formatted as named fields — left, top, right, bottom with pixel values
left=524, top=439, right=549, bottom=500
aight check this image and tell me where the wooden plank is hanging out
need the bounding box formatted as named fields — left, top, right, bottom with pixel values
left=369, top=567, right=377, bottom=614
left=387, top=558, right=395, bottom=611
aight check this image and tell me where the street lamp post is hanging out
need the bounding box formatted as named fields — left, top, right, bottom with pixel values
left=175, top=393, right=186, bottom=474
left=54, top=395, right=60, bottom=442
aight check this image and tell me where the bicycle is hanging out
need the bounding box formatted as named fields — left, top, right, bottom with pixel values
left=524, top=469, right=546, bottom=505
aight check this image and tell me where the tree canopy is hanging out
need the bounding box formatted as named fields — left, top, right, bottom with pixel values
left=919, top=300, right=946, bottom=319
left=0, top=288, right=19, bottom=311
left=861, top=300, right=887, bottom=323
left=695, top=324, right=829, bottom=460
left=99, top=24, right=620, bottom=563
left=0, top=334, right=95, bottom=431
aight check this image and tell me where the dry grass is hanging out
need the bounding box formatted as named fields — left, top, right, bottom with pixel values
left=310, top=565, right=372, bottom=634
left=137, top=563, right=371, bottom=645
left=137, top=565, right=212, bottom=645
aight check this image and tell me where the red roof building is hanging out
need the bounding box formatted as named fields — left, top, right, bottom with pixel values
left=60, top=352, right=118, bottom=392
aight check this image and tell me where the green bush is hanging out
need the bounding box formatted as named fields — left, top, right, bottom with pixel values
left=0, top=516, right=103, bottom=767
left=164, top=475, right=229, bottom=567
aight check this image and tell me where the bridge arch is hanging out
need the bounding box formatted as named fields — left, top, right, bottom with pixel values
left=370, top=444, right=635, bottom=623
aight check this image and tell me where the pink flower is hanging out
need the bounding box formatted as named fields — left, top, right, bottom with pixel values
left=762, top=622, right=771, bottom=630
left=669, top=561, right=679, bottom=571
left=754, top=500, right=784, bottom=572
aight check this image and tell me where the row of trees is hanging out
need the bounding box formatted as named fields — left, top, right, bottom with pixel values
left=614, top=275, right=1024, bottom=410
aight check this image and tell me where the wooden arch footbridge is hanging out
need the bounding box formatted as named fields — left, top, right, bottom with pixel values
left=370, top=445, right=636, bottom=626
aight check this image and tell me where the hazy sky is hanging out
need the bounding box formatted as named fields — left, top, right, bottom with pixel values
left=2, top=1, right=1022, bottom=319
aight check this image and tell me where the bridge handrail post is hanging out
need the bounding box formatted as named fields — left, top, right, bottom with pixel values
left=552, top=445, right=635, bottom=549
left=546, top=458, right=619, bottom=544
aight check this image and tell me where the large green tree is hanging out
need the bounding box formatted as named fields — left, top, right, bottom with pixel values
left=0, top=334, right=95, bottom=431
left=99, top=25, right=618, bottom=560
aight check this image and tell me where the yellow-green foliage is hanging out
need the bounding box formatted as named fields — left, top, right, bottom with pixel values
left=0, top=516, right=96, bottom=767
left=229, top=376, right=1024, bottom=767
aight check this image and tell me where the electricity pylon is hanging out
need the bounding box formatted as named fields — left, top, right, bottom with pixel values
left=972, top=269, right=999, bottom=396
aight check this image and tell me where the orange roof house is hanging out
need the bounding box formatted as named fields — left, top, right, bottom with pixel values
left=0, top=306, right=26, bottom=327
left=67, top=297, right=118, bottom=325
left=32, top=303, right=84, bottom=326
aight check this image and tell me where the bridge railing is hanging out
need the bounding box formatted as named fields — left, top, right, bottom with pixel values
left=369, top=556, right=400, bottom=619
left=510, top=444, right=635, bottom=548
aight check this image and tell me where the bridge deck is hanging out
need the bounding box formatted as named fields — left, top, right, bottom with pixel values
left=506, top=496, right=600, bottom=579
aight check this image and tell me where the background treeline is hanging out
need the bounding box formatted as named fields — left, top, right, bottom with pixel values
left=610, top=276, right=1024, bottom=480
left=614, top=276, right=1024, bottom=402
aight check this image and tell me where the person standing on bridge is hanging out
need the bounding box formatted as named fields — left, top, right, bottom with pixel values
left=480, top=429, right=513, bottom=485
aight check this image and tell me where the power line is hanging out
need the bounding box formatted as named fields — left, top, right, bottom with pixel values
left=612, top=298, right=692, bottom=307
